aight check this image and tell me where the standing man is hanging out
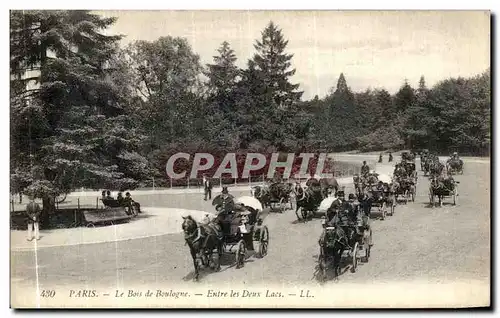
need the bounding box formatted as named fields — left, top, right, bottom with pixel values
left=378, top=153, right=383, bottom=163
left=26, top=196, right=41, bottom=241
left=203, top=174, right=213, bottom=201
left=388, top=152, right=393, bottom=162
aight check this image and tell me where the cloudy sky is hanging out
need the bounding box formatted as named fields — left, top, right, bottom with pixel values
left=97, top=10, right=490, bottom=100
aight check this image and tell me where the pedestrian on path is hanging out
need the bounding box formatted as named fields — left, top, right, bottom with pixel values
left=26, top=197, right=41, bottom=241
left=203, top=174, right=213, bottom=201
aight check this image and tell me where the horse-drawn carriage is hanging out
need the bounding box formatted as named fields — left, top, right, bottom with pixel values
left=392, top=176, right=416, bottom=204
left=422, top=154, right=444, bottom=177
left=317, top=205, right=373, bottom=281
left=429, top=175, right=459, bottom=207
left=181, top=194, right=269, bottom=281
left=353, top=173, right=379, bottom=197
left=251, top=181, right=293, bottom=213
left=401, top=151, right=416, bottom=162
left=293, top=177, right=327, bottom=221
left=365, top=188, right=392, bottom=220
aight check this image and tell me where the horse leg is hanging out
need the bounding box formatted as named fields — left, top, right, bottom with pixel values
left=302, top=208, right=308, bottom=223
left=294, top=205, right=301, bottom=221
left=216, top=240, right=223, bottom=271
left=333, top=246, right=343, bottom=280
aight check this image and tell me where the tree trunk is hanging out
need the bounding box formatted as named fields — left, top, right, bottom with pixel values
left=40, top=196, right=55, bottom=229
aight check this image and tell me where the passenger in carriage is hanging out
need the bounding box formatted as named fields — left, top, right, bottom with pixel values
left=361, top=161, right=370, bottom=176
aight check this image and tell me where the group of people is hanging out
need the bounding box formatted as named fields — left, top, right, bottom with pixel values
left=377, top=152, right=394, bottom=163
left=101, top=190, right=141, bottom=215
left=206, top=186, right=257, bottom=248
left=324, top=190, right=370, bottom=245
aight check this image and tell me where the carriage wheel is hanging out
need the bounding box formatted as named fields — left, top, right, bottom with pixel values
left=235, top=240, right=246, bottom=269
left=453, top=189, right=457, bottom=205
left=318, top=252, right=327, bottom=281
left=279, top=198, right=285, bottom=213
left=351, top=242, right=359, bottom=273
left=258, top=226, right=269, bottom=258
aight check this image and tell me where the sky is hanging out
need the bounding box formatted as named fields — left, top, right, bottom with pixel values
left=97, top=10, right=490, bottom=100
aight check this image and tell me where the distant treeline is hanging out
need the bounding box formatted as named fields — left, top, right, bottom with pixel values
left=10, top=11, right=491, bottom=201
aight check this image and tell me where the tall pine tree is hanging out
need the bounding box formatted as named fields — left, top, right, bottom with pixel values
left=251, top=21, right=303, bottom=108
left=10, top=10, right=150, bottom=226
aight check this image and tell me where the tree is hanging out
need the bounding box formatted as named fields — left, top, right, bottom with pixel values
left=426, top=71, right=490, bottom=154
left=394, top=79, right=416, bottom=113
left=203, top=41, right=241, bottom=145
left=205, top=41, right=239, bottom=98
left=324, top=73, right=357, bottom=149
left=403, top=75, right=431, bottom=149
left=250, top=21, right=303, bottom=108
left=10, top=10, right=150, bottom=227
left=230, top=21, right=304, bottom=151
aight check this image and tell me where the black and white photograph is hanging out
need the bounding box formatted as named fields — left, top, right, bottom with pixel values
left=9, top=9, right=491, bottom=308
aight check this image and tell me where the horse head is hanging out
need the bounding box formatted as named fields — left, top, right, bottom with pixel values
left=181, top=215, right=198, bottom=239
left=252, top=186, right=262, bottom=198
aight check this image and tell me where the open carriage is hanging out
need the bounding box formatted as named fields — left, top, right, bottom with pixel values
left=366, top=189, right=391, bottom=220
left=294, top=178, right=326, bottom=220
left=446, top=158, right=464, bottom=175
left=317, top=210, right=373, bottom=281
left=251, top=181, right=293, bottom=213
left=402, top=161, right=418, bottom=185
left=267, top=181, right=294, bottom=212
left=401, top=151, right=416, bottom=162
left=392, top=176, right=416, bottom=204
left=429, top=177, right=460, bottom=208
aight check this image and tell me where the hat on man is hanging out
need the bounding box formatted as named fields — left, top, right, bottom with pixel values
left=222, top=186, right=229, bottom=194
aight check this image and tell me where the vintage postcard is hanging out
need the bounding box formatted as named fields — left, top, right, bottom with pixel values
left=10, top=10, right=491, bottom=308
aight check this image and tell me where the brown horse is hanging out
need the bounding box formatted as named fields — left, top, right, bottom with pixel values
left=181, top=215, right=223, bottom=281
